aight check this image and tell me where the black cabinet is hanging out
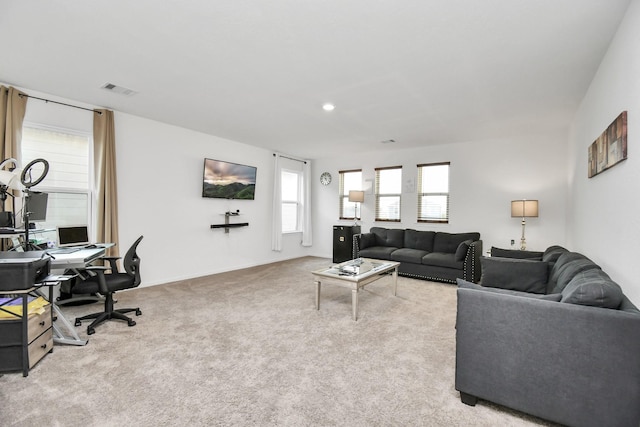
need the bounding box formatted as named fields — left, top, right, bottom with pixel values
left=333, top=225, right=361, bottom=263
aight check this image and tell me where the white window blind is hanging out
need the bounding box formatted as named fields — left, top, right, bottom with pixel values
left=417, top=162, right=450, bottom=223
left=338, top=169, right=362, bottom=219
left=375, top=166, right=402, bottom=222
left=281, top=169, right=302, bottom=233
left=21, top=125, right=92, bottom=232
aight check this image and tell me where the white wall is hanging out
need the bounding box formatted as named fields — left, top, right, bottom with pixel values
left=115, top=112, right=314, bottom=286
left=312, top=133, right=568, bottom=260
left=568, top=0, right=640, bottom=305
left=10, top=85, right=313, bottom=287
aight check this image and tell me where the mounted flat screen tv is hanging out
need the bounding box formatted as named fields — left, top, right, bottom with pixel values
left=202, top=158, right=257, bottom=200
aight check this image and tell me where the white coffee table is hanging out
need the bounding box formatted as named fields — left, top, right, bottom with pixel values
left=312, top=258, right=400, bottom=321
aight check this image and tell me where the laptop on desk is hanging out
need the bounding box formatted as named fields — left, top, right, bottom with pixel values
left=57, top=225, right=90, bottom=246
left=48, top=225, right=92, bottom=254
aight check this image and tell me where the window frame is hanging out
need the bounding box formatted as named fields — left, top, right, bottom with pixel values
left=417, top=161, right=450, bottom=224
left=20, top=123, right=95, bottom=235
left=338, top=169, right=362, bottom=220
left=374, top=165, right=402, bottom=222
left=281, top=168, right=302, bottom=233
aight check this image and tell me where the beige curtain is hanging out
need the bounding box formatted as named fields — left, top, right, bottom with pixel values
left=93, top=109, right=119, bottom=258
left=0, top=86, right=27, bottom=249
left=0, top=86, right=27, bottom=162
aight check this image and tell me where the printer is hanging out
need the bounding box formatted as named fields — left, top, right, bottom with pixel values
left=0, top=252, right=51, bottom=291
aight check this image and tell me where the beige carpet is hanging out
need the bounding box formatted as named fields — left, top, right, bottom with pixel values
left=0, top=256, right=556, bottom=426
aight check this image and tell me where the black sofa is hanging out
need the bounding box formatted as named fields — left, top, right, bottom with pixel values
left=455, top=246, right=640, bottom=427
left=353, top=227, right=482, bottom=283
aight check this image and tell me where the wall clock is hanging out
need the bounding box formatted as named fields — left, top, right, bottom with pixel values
left=320, top=172, right=332, bottom=186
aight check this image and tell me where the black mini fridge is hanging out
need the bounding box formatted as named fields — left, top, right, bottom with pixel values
left=332, top=225, right=361, bottom=264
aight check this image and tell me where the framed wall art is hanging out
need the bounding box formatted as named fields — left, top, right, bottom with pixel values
left=588, top=111, right=627, bottom=178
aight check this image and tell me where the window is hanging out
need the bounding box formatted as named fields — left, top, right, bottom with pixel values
left=21, top=125, right=92, bottom=234
left=417, top=162, right=450, bottom=223
left=338, top=169, right=362, bottom=219
left=375, top=166, right=402, bottom=222
left=281, top=169, right=302, bottom=233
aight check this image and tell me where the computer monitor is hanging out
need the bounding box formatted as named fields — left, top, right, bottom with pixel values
left=57, top=225, right=90, bottom=247
left=27, top=192, right=48, bottom=222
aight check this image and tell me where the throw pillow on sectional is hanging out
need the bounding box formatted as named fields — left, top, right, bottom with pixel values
left=479, top=257, right=548, bottom=294
left=561, top=269, right=623, bottom=309
left=455, top=240, right=472, bottom=261
left=490, top=247, right=543, bottom=260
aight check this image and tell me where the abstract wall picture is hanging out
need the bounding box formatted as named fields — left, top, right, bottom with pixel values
left=588, top=111, right=627, bottom=178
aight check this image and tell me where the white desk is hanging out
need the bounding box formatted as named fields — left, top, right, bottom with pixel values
left=49, top=246, right=110, bottom=270
left=46, top=244, right=114, bottom=346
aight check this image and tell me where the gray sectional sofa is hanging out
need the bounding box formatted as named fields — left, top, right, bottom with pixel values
left=455, top=246, right=640, bottom=427
left=353, top=227, right=482, bottom=283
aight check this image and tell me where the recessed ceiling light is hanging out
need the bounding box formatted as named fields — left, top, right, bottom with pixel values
left=322, top=103, right=335, bottom=111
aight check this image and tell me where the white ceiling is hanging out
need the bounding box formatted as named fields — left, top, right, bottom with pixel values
left=0, top=0, right=631, bottom=159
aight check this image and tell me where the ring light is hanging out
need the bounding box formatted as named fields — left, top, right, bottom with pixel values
left=21, top=158, right=49, bottom=188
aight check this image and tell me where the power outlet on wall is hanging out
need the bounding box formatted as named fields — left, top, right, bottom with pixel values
left=510, top=239, right=515, bottom=248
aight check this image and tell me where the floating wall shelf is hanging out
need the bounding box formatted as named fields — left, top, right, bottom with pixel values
left=210, top=211, right=249, bottom=233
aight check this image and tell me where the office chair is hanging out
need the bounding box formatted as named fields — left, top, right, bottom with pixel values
left=74, top=236, right=143, bottom=335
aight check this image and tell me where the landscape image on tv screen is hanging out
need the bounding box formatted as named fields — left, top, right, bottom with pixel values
left=202, top=158, right=257, bottom=200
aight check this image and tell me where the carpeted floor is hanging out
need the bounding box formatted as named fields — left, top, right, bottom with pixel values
left=0, top=256, right=556, bottom=426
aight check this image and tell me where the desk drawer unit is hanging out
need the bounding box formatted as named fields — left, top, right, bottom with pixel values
left=0, top=304, right=53, bottom=376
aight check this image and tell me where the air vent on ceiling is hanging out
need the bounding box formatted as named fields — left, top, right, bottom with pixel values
left=101, top=82, right=137, bottom=96
left=381, top=139, right=396, bottom=144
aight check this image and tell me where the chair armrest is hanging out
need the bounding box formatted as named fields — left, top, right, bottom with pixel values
left=456, top=287, right=640, bottom=427
left=90, top=255, right=121, bottom=272
left=84, top=266, right=110, bottom=272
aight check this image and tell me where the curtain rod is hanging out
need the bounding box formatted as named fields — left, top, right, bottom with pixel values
left=18, top=93, right=102, bottom=115
left=273, top=153, right=307, bottom=164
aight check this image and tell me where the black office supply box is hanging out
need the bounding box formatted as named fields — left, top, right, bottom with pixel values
left=0, top=252, right=51, bottom=291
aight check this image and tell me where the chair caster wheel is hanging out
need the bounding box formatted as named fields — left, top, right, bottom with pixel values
left=75, top=319, right=81, bottom=326
left=87, top=327, right=95, bottom=335
left=135, top=309, right=142, bottom=316
left=128, top=320, right=136, bottom=327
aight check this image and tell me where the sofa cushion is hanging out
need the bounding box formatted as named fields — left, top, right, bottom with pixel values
left=561, top=269, right=623, bottom=309
left=542, top=245, right=568, bottom=263
left=391, top=248, right=428, bottom=264
left=455, top=240, right=472, bottom=261
left=404, top=229, right=435, bottom=252
left=433, top=232, right=480, bottom=253
left=370, top=227, right=404, bottom=248
left=549, top=258, right=601, bottom=294
left=358, top=246, right=397, bottom=260
left=549, top=252, right=595, bottom=284
left=457, top=279, right=562, bottom=301
left=422, top=252, right=463, bottom=269
left=480, top=257, right=548, bottom=294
